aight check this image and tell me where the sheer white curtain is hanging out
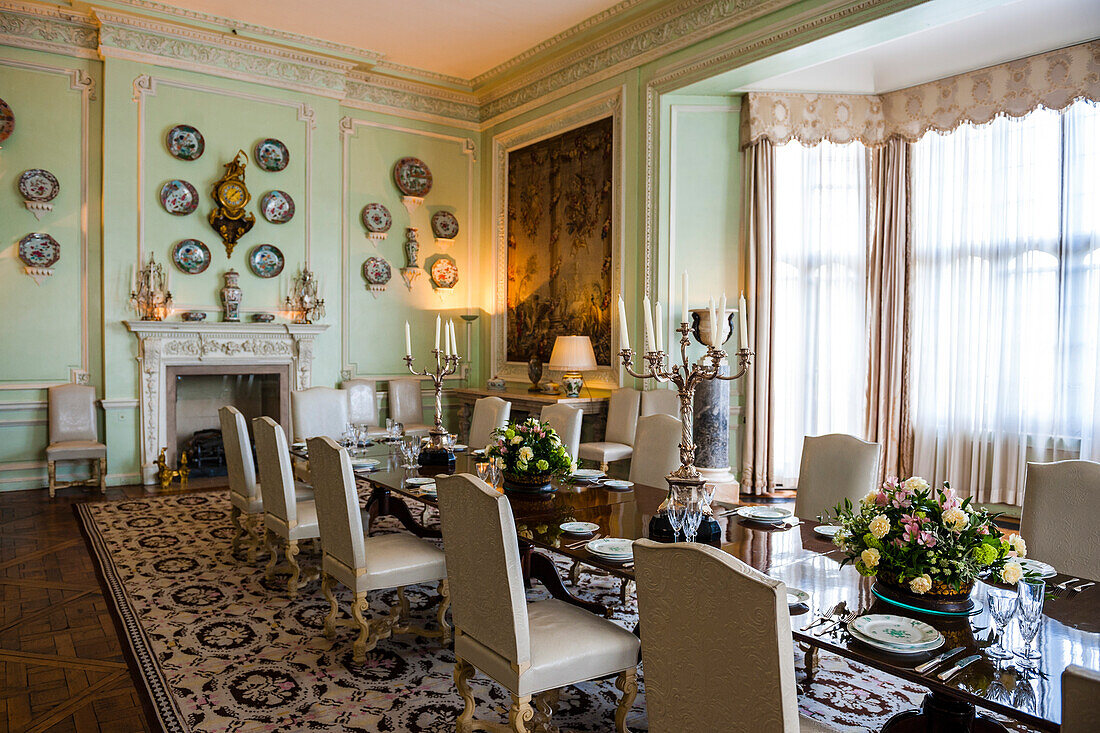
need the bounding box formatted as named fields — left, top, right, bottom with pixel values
left=772, top=141, right=869, bottom=485
left=910, top=100, right=1100, bottom=504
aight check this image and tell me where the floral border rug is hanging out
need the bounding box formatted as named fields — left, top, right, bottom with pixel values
left=76, top=490, right=1034, bottom=732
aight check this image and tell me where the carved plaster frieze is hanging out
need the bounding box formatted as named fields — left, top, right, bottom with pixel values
left=344, top=73, right=480, bottom=125
left=0, top=1, right=99, bottom=60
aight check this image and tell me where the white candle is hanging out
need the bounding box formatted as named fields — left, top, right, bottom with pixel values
left=617, top=296, right=630, bottom=352
left=719, top=293, right=727, bottom=345
left=681, top=271, right=689, bottom=326
left=405, top=321, right=412, bottom=357
left=449, top=319, right=457, bottom=358
left=435, top=315, right=441, bottom=351
left=740, top=291, right=749, bottom=350
left=131, top=264, right=136, bottom=293
left=642, top=297, right=655, bottom=353
left=708, top=296, right=718, bottom=346
left=654, top=301, right=663, bottom=352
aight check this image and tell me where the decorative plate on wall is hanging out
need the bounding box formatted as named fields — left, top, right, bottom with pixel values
left=166, top=124, right=205, bottom=161
left=172, top=239, right=212, bottom=274
left=18, top=233, right=60, bottom=269
left=0, top=97, right=13, bottom=144
left=159, top=179, right=199, bottom=215
left=18, top=170, right=59, bottom=202
left=248, top=244, right=285, bottom=278
left=254, top=138, right=289, bottom=172
left=362, top=256, right=392, bottom=294
left=430, top=255, right=459, bottom=289
left=431, top=210, right=459, bottom=239
left=361, top=203, right=392, bottom=239
left=260, top=190, right=295, bottom=223
left=393, top=157, right=432, bottom=197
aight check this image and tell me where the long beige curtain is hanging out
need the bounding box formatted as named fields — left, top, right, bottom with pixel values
left=739, top=139, right=775, bottom=495
left=864, top=138, right=912, bottom=484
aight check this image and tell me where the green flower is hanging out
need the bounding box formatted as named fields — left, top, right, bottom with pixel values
left=862, top=533, right=883, bottom=551
left=535, top=459, right=548, bottom=471
left=855, top=560, right=876, bottom=577
left=516, top=460, right=528, bottom=472
left=971, top=543, right=998, bottom=566
left=504, top=429, right=516, bottom=440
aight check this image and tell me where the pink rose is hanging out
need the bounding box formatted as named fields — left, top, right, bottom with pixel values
left=875, top=491, right=888, bottom=506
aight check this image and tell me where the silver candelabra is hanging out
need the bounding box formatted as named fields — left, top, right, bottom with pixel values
left=130, top=255, right=172, bottom=321
left=404, top=348, right=460, bottom=466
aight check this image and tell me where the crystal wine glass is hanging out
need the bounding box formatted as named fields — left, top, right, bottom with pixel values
left=667, top=486, right=687, bottom=542
left=475, top=462, right=491, bottom=483
left=985, top=585, right=1017, bottom=662
left=1015, top=578, right=1045, bottom=669
left=683, top=486, right=704, bottom=543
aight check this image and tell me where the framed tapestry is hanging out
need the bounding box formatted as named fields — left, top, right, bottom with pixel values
left=492, top=88, right=624, bottom=387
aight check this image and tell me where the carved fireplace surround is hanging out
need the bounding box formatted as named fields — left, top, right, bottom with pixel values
left=125, top=321, right=328, bottom=485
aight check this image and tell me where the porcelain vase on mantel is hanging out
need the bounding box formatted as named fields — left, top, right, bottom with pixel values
left=221, top=269, right=242, bottom=322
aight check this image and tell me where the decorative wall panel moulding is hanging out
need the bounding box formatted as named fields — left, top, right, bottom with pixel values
left=0, top=1, right=99, bottom=60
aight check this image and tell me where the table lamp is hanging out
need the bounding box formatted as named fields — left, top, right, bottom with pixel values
left=548, top=335, right=597, bottom=397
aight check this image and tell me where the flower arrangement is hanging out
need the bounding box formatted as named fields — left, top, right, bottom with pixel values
left=486, top=418, right=574, bottom=478
left=827, top=477, right=1027, bottom=596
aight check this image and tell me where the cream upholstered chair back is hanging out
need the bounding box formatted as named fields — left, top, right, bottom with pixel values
left=794, top=434, right=882, bottom=519
left=48, top=384, right=97, bottom=443
left=634, top=539, right=799, bottom=732
left=469, top=396, right=511, bottom=449
left=640, top=388, right=679, bottom=418
left=540, top=403, right=582, bottom=462
left=436, top=473, right=531, bottom=668
left=343, top=379, right=379, bottom=426
left=290, top=387, right=349, bottom=442
left=307, top=436, right=369, bottom=572
left=1062, top=665, right=1100, bottom=732
left=1021, top=460, right=1100, bottom=579
left=387, top=378, right=425, bottom=426
left=252, top=416, right=298, bottom=526
left=629, top=414, right=682, bottom=487
left=219, top=406, right=258, bottom=502
left=604, top=388, right=641, bottom=446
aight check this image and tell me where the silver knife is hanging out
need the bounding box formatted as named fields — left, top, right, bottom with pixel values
left=914, top=646, right=966, bottom=674
left=937, top=654, right=981, bottom=681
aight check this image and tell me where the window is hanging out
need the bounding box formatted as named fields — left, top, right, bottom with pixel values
left=772, top=140, right=869, bottom=485
left=909, top=100, right=1100, bottom=503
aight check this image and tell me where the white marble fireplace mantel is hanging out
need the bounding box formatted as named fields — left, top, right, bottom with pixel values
left=125, top=320, right=328, bottom=485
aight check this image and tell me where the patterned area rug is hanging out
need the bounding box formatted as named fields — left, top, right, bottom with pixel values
left=77, top=491, right=1032, bottom=732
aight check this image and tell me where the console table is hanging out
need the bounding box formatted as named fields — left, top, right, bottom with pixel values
left=448, top=384, right=610, bottom=445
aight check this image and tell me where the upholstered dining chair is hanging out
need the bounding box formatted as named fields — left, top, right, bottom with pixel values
left=220, top=406, right=267, bottom=562
left=794, top=434, right=882, bottom=520
left=468, top=396, right=511, bottom=450
left=540, top=403, right=582, bottom=463
left=436, top=473, right=640, bottom=733
left=578, top=387, right=640, bottom=471
left=1062, top=665, right=1100, bottom=732
left=342, top=378, right=388, bottom=439
left=633, top=540, right=834, bottom=732
left=1021, top=460, right=1100, bottom=580
left=640, top=388, right=679, bottom=418
left=46, top=384, right=106, bottom=499
left=307, top=436, right=450, bottom=662
left=628, top=414, right=682, bottom=488
left=290, top=386, right=349, bottom=443
left=253, top=416, right=320, bottom=598
left=386, top=378, right=432, bottom=437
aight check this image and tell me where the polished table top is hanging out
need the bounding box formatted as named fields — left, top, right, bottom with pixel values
left=315, top=442, right=1099, bottom=731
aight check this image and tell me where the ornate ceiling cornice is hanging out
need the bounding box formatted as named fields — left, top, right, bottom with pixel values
left=344, top=71, right=481, bottom=128
left=0, top=1, right=98, bottom=60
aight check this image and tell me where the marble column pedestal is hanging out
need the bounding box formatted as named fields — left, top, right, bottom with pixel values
left=693, top=357, right=741, bottom=505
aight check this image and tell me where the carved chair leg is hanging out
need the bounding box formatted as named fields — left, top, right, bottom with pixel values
left=508, top=694, right=535, bottom=733
left=614, top=667, right=638, bottom=733
left=437, top=579, right=452, bottom=644
left=350, top=592, right=398, bottom=663
left=600, top=462, right=609, bottom=472
left=454, top=655, right=477, bottom=733
left=230, top=506, right=245, bottom=557
left=322, top=572, right=339, bottom=640
left=48, top=461, right=56, bottom=499
left=245, top=515, right=264, bottom=564
left=569, top=560, right=582, bottom=586
left=533, top=688, right=560, bottom=729
left=285, top=539, right=301, bottom=599
left=396, top=586, right=411, bottom=621
left=264, top=530, right=279, bottom=579
left=619, top=578, right=632, bottom=605
left=98, top=457, right=107, bottom=494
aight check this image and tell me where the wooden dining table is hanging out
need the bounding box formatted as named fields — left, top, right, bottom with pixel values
left=295, top=441, right=1099, bottom=732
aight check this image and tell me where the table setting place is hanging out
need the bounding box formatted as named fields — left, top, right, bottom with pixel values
left=719, top=504, right=803, bottom=530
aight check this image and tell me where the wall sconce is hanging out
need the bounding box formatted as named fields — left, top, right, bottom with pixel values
left=130, top=254, right=172, bottom=321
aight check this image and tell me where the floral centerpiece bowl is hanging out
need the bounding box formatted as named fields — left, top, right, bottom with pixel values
left=487, top=418, right=574, bottom=493
left=827, top=477, right=1028, bottom=614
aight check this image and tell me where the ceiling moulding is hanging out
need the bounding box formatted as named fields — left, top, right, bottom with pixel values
left=0, top=1, right=99, bottom=60
left=344, top=72, right=481, bottom=129
left=92, top=7, right=357, bottom=100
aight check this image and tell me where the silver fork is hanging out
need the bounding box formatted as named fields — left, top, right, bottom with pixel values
left=801, top=601, right=844, bottom=632
left=816, top=609, right=857, bottom=637
left=1052, top=577, right=1082, bottom=599
left=1072, top=581, right=1095, bottom=594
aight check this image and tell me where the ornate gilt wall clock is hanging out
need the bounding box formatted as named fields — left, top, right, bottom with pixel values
left=208, top=150, right=255, bottom=257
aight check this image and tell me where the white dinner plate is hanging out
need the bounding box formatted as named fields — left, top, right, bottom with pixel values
left=849, top=615, right=943, bottom=650
left=586, top=538, right=633, bottom=560
left=814, top=525, right=842, bottom=538
left=350, top=458, right=380, bottom=468
left=1019, top=558, right=1056, bottom=579
left=406, top=477, right=434, bottom=486
left=787, top=588, right=810, bottom=606
left=603, top=479, right=634, bottom=490
left=418, top=484, right=437, bottom=496
left=452, top=444, right=468, bottom=452
left=739, top=506, right=793, bottom=524
left=291, top=442, right=306, bottom=449
left=572, top=469, right=605, bottom=481
left=560, top=521, right=600, bottom=535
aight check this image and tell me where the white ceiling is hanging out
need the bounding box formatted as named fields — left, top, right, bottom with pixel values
left=142, top=0, right=629, bottom=80
left=735, top=0, right=1100, bottom=94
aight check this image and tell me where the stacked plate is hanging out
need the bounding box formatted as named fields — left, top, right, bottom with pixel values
left=1019, top=558, right=1056, bottom=578
left=585, top=538, right=633, bottom=563
left=847, top=614, right=944, bottom=654
left=737, top=506, right=793, bottom=524
left=814, top=525, right=843, bottom=538
left=350, top=457, right=381, bottom=470
left=560, top=521, right=599, bottom=536
left=571, top=469, right=605, bottom=483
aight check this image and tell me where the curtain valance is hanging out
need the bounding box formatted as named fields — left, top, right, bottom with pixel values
left=740, top=40, right=1100, bottom=148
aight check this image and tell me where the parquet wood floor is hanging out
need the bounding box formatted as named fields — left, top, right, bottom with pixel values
left=0, top=484, right=169, bottom=733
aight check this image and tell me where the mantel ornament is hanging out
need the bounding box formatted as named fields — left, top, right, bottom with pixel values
left=208, top=150, right=255, bottom=257
left=400, top=227, right=421, bottom=290
left=130, top=254, right=173, bottom=321
left=286, top=267, right=325, bottom=324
